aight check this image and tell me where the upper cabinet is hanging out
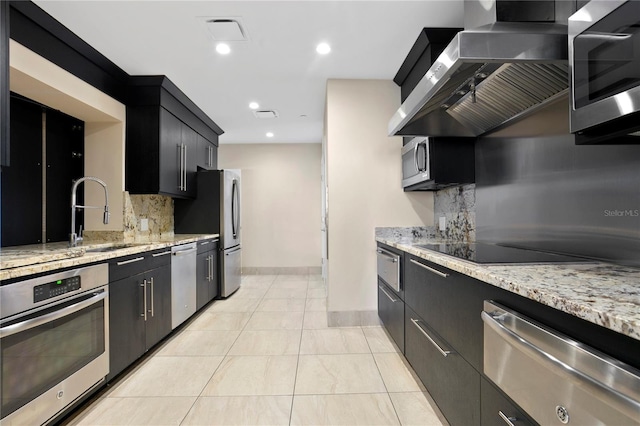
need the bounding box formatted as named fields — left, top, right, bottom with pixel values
left=126, top=76, right=223, bottom=199
left=1, top=1, right=9, bottom=167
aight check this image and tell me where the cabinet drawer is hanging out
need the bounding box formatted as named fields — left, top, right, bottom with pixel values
left=377, top=243, right=404, bottom=299
left=404, top=254, right=485, bottom=370
left=481, top=377, right=537, bottom=426
left=146, top=247, right=173, bottom=270
left=377, top=279, right=404, bottom=353
left=109, top=254, right=149, bottom=282
left=405, top=305, right=480, bottom=426
left=197, top=238, right=219, bottom=254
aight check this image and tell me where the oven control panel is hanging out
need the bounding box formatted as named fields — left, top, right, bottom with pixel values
left=33, top=276, right=81, bottom=303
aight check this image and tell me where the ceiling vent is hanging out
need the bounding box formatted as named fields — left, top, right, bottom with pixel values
left=204, top=18, right=247, bottom=41
left=253, top=110, right=279, bottom=119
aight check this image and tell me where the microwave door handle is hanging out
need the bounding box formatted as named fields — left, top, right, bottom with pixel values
left=421, top=141, right=429, bottom=173
left=0, top=290, right=107, bottom=338
left=414, top=141, right=421, bottom=173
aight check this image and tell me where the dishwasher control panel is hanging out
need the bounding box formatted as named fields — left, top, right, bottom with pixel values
left=34, top=276, right=81, bottom=303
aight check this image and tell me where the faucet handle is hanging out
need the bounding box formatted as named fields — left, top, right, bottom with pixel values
left=77, top=225, right=84, bottom=243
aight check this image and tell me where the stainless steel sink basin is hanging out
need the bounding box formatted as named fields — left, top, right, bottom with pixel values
left=84, top=244, right=137, bottom=253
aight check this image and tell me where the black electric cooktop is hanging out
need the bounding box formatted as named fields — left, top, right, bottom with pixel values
left=416, top=242, right=591, bottom=264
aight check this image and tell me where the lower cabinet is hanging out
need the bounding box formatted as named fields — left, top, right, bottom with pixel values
left=196, top=239, right=219, bottom=310
left=481, top=377, right=536, bottom=426
left=108, top=250, right=172, bottom=381
left=405, top=305, right=481, bottom=426
left=377, top=278, right=404, bottom=353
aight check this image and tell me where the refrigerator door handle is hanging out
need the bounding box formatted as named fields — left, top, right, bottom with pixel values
left=225, top=247, right=241, bottom=255
left=231, top=179, right=238, bottom=239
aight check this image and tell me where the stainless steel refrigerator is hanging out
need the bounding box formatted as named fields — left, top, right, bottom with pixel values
left=174, top=169, right=241, bottom=297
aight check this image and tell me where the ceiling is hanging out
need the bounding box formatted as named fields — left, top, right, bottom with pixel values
left=33, top=1, right=463, bottom=144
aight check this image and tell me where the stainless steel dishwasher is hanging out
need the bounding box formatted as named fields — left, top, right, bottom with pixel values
left=482, top=300, right=640, bottom=425
left=171, top=242, right=197, bottom=329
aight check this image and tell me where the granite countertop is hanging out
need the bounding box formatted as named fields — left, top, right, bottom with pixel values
left=0, top=234, right=219, bottom=281
left=377, top=236, right=640, bottom=342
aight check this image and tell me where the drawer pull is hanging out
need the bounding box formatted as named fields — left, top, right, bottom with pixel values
left=116, top=257, right=144, bottom=266
left=410, top=318, right=452, bottom=357
left=498, top=411, right=517, bottom=426
left=152, top=251, right=171, bottom=257
left=410, top=259, right=449, bottom=278
left=378, top=285, right=398, bottom=303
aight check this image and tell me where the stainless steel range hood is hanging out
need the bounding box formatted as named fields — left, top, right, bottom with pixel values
left=389, top=21, right=570, bottom=137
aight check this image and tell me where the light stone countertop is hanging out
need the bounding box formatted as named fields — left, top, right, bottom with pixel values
left=0, top=234, right=219, bottom=281
left=377, top=237, right=640, bottom=342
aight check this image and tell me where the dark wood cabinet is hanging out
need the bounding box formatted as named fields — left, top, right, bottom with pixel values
left=0, top=0, right=9, bottom=168
left=481, top=377, right=537, bottom=426
left=377, top=279, right=404, bottom=353
left=196, top=239, right=218, bottom=310
left=126, top=76, right=223, bottom=199
left=405, top=305, right=481, bottom=426
left=108, top=249, right=172, bottom=381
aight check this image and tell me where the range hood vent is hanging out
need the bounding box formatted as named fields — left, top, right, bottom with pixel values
left=389, top=22, right=570, bottom=137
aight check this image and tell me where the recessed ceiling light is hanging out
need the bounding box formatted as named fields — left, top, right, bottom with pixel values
left=216, top=43, right=231, bottom=54
left=266, top=132, right=274, bottom=138
left=249, top=102, right=259, bottom=110
left=316, top=42, right=331, bottom=55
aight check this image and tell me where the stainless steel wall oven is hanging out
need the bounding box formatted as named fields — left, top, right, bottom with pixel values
left=0, top=264, right=109, bottom=425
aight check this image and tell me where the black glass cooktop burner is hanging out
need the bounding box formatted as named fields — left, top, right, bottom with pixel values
left=416, top=242, right=591, bottom=264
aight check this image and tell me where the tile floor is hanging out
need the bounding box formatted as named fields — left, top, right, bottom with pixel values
left=63, top=274, right=445, bottom=425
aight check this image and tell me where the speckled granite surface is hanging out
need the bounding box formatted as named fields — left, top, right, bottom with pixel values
left=0, top=234, right=218, bottom=281
left=377, top=236, right=640, bottom=341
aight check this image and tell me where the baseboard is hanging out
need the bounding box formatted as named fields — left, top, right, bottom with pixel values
left=327, top=310, right=382, bottom=327
left=242, top=266, right=321, bottom=275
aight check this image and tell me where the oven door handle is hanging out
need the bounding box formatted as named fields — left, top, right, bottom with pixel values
left=0, top=290, right=106, bottom=338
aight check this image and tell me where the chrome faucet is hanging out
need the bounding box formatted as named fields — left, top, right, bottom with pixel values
left=70, top=176, right=110, bottom=247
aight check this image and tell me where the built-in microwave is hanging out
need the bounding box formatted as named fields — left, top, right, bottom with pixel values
left=401, top=136, right=475, bottom=191
left=569, top=0, right=640, bottom=144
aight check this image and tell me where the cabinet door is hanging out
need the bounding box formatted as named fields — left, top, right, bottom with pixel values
left=481, top=377, right=537, bottom=426
left=208, top=247, right=219, bottom=301
left=405, top=305, right=480, bottom=426
left=159, top=108, right=183, bottom=197
left=108, top=272, right=146, bottom=381
left=181, top=124, right=197, bottom=198
left=377, top=279, right=404, bottom=353
left=196, top=251, right=210, bottom=310
left=145, top=264, right=172, bottom=350
left=196, top=134, right=217, bottom=170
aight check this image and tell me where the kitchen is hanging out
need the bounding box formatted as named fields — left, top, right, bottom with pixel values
left=1, top=0, right=639, bottom=425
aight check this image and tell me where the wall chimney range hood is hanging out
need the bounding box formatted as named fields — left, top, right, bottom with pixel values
left=389, top=2, right=571, bottom=138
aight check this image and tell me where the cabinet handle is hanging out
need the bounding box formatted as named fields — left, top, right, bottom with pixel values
left=184, top=144, right=188, bottom=191
left=498, top=411, right=518, bottom=426
left=150, top=277, right=155, bottom=317
left=410, top=259, right=449, bottom=278
left=152, top=251, right=171, bottom=257
left=141, top=279, right=148, bottom=321
left=206, top=255, right=211, bottom=281
left=410, top=318, right=452, bottom=357
left=378, top=285, right=398, bottom=302
left=116, top=257, right=144, bottom=266
left=209, top=254, right=214, bottom=281
left=377, top=248, right=399, bottom=263
left=178, top=143, right=183, bottom=190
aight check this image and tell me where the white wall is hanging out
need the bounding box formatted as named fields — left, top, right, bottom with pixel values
left=218, top=143, right=322, bottom=269
left=325, top=79, right=434, bottom=322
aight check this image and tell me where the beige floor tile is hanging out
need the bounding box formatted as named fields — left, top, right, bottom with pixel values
left=187, top=311, right=252, bottom=331
left=181, top=396, right=292, bottom=425
left=264, top=287, right=307, bottom=299
left=308, top=274, right=323, bottom=281
left=374, top=353, right=425, bottom=392
left=257, top=298, right=306, bottom=312
left=307, top=282, right=326, bottom=290
left=209, top=297, right=261, bottom=312
left=156, top=330, right=240, bottom=356
left=306, top=287, right=327, bottom=298
left=274, top=274, right=308, bottom=282
left=109, top=356, right=223, bottom=397
left=299, top=328, right=370, bottom=354
left=232, top=286, right=269, bottom=299
left=71, top=397, right=195, bottom=425
left=363, top=327, right=401, bottom=353
left=245, top=311, right=304, bottom=330
left=305, top=298, right=327, bottom=312
left=271, top=280, right=309, bottom=290
left=241, top=275, right=277, bottom=284
left=302, top=311, right=329, bottom=329
left=389, top=392, right=445, bottom=426
left=228, top=330, right=301, bottom=355
left=295, top=354, right=386, bottom=395
left=290, top=393, right=400, bottom=425
left=201, top=355, right=298, bottom=396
